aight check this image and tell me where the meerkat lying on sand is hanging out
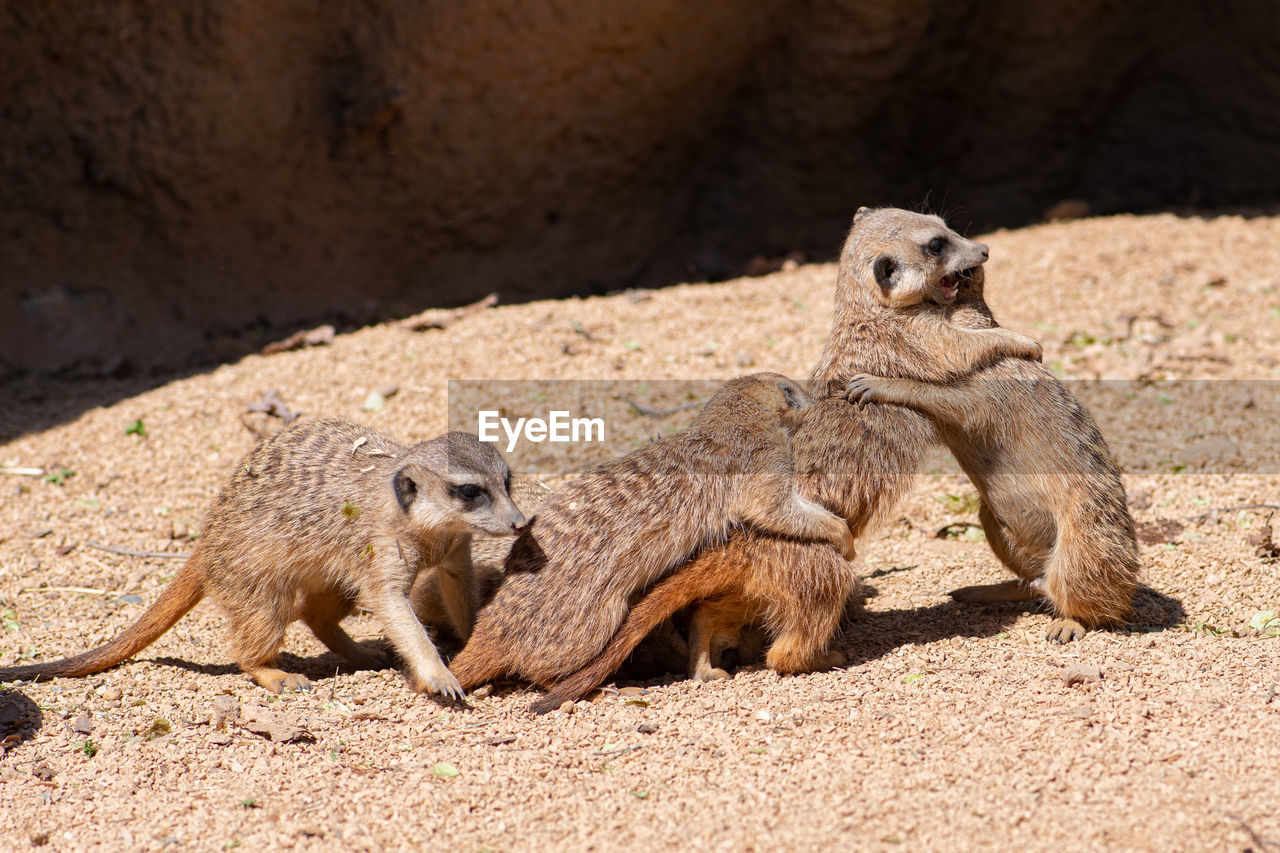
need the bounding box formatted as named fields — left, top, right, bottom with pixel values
left=447, top=373, right=859, bottom=691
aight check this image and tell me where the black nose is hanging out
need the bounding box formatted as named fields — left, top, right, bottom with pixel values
left=975, top=242, right=990, bottom=261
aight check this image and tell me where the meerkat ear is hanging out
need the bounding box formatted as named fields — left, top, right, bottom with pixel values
left=777, top=380, right=808, bottom=410
left=854, top=206, right=871, bottom=221
left=392, top=468, right=419, bottom=512
left=873, top=255, right=898, bottom=289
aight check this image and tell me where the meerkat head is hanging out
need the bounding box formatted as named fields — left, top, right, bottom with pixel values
left=393, top=432, right=527, bottom=537
left=839, top=206, right=990, bottom=310
left=705, top=372, right=816, bottom=434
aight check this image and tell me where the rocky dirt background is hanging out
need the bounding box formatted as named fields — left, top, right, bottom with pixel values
left=5, top=2, right=1280, bottom=375
left=2, top=212, right=1279, bottom=850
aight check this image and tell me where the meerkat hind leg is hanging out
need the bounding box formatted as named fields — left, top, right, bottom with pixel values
left=687, top=603, right=733, bottom=681
left=299, top=592, right=389, bottom=670
left=1045, top=618, right=1087, bottom=644
left=226, top=599, right=311, bottom=692
left=434, top=535, right=479, bottom=642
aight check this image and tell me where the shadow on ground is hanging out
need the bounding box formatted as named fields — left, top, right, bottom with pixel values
left=0, top=688, right=44, bottom=755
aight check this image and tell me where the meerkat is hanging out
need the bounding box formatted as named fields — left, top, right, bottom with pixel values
left=568, top=206, right=1048, bottom=685
left=0, top=419, right=526, bottom=698
left=446, top=372, right=860, bottom=690
left=530, top=530, right=862, bottom=713
left=845, top=268, right=1140, bottom=640
left=409, top=475, right=552, bottom=641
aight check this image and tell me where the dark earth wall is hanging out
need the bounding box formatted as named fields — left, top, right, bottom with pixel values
left=3, top=1, right=1279, bottom=376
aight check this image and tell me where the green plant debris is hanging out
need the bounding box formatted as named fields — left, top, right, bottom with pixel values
left=432, top=762, right=461, bottom=779
left=125, top=419, right=147, bottom=438
left=45, top=467, right=75, bottom=486
left=146, top=717, right=172, bottom=739
left=902, top=674, right=925, bottom=684
left=240, top=799, right=260, bottom=809
left=341, top=500, right=361, bottom=519
left=2, top=609, right=18, bottom=633
left=935, top=493, right=980, bottom=515
left=82, top=740, right=98, bottom=757
left=1249, top=611, right=1280, bottom=637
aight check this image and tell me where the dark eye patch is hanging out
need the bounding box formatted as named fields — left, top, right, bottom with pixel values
left=923, top=236, right=947, bottom=257
left=450, top=483, right=486, bottom=502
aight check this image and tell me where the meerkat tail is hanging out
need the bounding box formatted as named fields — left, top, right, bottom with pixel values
left=530, top=564, right=727, bottom=715
left=0, top=563, right=205, bottom=682
left=447, top=639, right=514, bottom=691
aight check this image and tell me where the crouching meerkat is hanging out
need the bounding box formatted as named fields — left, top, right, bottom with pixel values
left=0, top=419, right=526, bottom=698
left=533, top=207, right=1047, bottom=703
left=530, top=530, right=861, bottom=712
left=446, top=372, right=860, bottom=691
left=845, top=268, right=1140, bottom=640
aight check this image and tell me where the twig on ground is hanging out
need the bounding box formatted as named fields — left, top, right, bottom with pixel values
left=1228, top=812, right=1280, bottom=850
left=398, top=293, right=498, bottom=332
left=86, top=541, right=189, bottom=560
left=622, top=397, right=703, bottom=418
left=21, top=586, right=119, bottom=596
left=866, top=564, right=918, bottom=579
left=1187, top=503, right=1280, bottom=522
left=0, top=467, right=44, bottom=477
left=592, top=744, right=644, bottom=758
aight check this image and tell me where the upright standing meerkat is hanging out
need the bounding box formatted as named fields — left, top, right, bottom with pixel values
left=0, top=419, right=526, bottom=698
left=446, top=372, right=860, bottom=690
left=845, top=269, right=1140, bottom=639
left=545, top=206, right=1048, bottom=691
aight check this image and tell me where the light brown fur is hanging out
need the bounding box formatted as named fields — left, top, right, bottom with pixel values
left=541, top=207, right=1046, bottom=694
left=530, top=530, right=858, bottom=713
left=447, top=373, right=859, bottom=690
left=846, top=269, right=1140, bottom=639
left=0, top=419, right=525, bottom=698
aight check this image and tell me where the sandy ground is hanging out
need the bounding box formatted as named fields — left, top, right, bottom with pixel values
left=2, top=212, right=1279, bottom=851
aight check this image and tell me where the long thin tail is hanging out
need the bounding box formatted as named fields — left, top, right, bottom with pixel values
left=0, top=563, right=205, bottom=682
left=529, top=562, right=728, bottom=714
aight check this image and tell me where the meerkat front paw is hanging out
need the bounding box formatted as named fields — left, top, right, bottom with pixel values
left=844, top=374, right=891, bottom=406
left=1007, top=333, right=1043, bottom=363
left=414, top=665, right=466, bottom=701
left=836, top=527, right=858, bottom=562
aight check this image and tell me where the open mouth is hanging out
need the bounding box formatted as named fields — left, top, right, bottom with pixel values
left=938, top=267, right=980, bottom=302
left=937, top=274, right=959, bottom=302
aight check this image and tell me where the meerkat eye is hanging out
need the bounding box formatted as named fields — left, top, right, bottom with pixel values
left=450, top=483, right=486, bottom=502
left=923, top=236, right=947, bottom=257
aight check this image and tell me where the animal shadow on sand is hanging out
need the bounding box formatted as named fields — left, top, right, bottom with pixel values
left=151, top=636, right=443, bottom=694
left=561, top=581, right=1186, bottom=693
left=835, top=582, right=1185, bottom=668
left=0, top=688, right=43, bottom=752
